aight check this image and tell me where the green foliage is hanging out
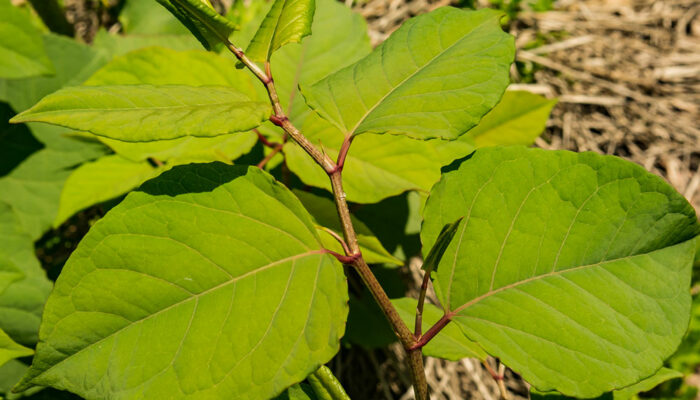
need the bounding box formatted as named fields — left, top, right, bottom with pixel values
left=155, top=0, right=237, bottom=50
left=17, top=164, right=348, bottom=399
left=422, top=146, right=699, bottom=397
left=12, top=85, right=271, bottom=142
left=301, top=7, right=514, bottom=140
left=0, top=329, right=32, bottom=369
left=246, top=0, right=315, bottom=62
left=0, top=0, right=53, bottom=79
left=1, top=1, right=697, bottom=399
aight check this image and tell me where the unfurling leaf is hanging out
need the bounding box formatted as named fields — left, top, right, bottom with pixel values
left=156, top=0, right=237, bottom=50
left=246, top=0, right=315, bottom=62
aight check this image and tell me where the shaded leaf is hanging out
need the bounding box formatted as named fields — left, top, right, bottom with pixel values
left=422, top=217, right=462, bottom=273
left=0, top=202, right=52, bottom=345
left=0, top=0, right=53, bottom=79
left=393, top=297, right=487, bottom=361
left=54, top=155, right=167, bottom=226
left=155, top=0, right=237, bottom=50
left=0, top=329, right=32, bottom=369
left=18, top=163, right=348, bottom=399
left=301, top=7, right=514, bottom=140
left=12, top=85, right=271, bottom=142
left=274, top=383, right=318, bottom=400
left=422, top=146, right=699, bottom=397
left=119, top=0, right=189, bottom=35
left=294, top=190, right=402, bottom=265
left=246, top=0, right=315, bottom=62
left=284, top=113, right=474, bottom=203
left=91, top=30, right=201, bottom=58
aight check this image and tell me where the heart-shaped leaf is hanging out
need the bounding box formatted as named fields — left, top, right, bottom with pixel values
left=17, top=163, right=348, bottom=399
left=422, top=146, right=699, bottom=397
left=301, top=7, right=514, bottom=140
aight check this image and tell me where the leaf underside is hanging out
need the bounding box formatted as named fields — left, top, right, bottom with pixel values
left=155, top=0, right=237, bottom=50
left=422, top=146, right=699, bottom=397
left=18, top=164, right=348, bottom=399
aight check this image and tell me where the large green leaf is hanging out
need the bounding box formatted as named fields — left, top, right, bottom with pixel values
left=393, top=297, right=486, bottom=361
left=462, top=90, right=557, bottom=147
left=669, top=293, right=700, bottom=373
left=156, top=0, right=237, bottom=50
left=91, top=30, right=201, bottom=58
left=284, top=113, right=474, bottom=203
left=81, top=46, right=262, bottom=162
left=0, top=329, right=32, bottom=369
left=0, top=202, right=52, bottom=346
left=11, top=85, right=271, bottom=142
left=301, top=7, right=514, bottom=140
left=0, top=0, right=53, bottom=79
left=54, top=155, right=167, bottom=226
left=246, top=0, right=315, bottom=62
left=422, top=146, right=699, bottom=397
left=18, top=163, right=348, bottom=399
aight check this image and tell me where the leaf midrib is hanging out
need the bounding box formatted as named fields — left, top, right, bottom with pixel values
left=343, top=15, right=496, bottom=136
left=448, top=248, right=676, bottom=316
left=31, top=249, right=326, bottom=385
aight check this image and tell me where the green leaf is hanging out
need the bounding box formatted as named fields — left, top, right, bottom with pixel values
left=0, top=33, right=110, bottom=113
left=393, top=297, right=487, bottom=361
left=462, top=90, right=557, bottom=147
left=422, top=217, right=463, bottom=273
left=0, top=0, right=53, bottom=79
left=669, top=293, right=700, bottom=373
left=82, top=46, right=263, bottom=162
left=301, top=7, right=514, bottom=140
left=155, top=0, right=237, bottom=50
left=293, top=190, right=402, bottom=265
left=0, top=329, right=32, bottom=369
left=11, top=85, right=271, bottom=142
left=284, top=113, right=474, bottom=203
left=91, top=30, right=201, bottom=58
left=246, top=0, right=315, bottom=62
left=530, top=368, right=684, bottom=400
left=54, top=155, right=168, bottom=226
left=422, top=146, right=700, bottom=397
left=0, top=123, right=107, bottom=239
left=0, top=202, right=52, bottom=345
left=119, top=0, right=189, bottom=35
left=18, top=163, right=348, bottom=399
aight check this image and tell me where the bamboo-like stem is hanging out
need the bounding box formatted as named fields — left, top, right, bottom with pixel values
left=223, top=38, right=428, bottom=400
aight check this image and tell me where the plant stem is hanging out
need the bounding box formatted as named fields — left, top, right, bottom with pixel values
left=224, top=40, right=429, bottom=400
left=415, top=271, right=431, bottom=337
left=27, top=0, right=74, bottom=37
left=256, top=145, right=282, bottom=169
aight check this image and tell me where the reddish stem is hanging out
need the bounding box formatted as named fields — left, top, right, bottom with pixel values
left=410, top=313, right=453, bottom=350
